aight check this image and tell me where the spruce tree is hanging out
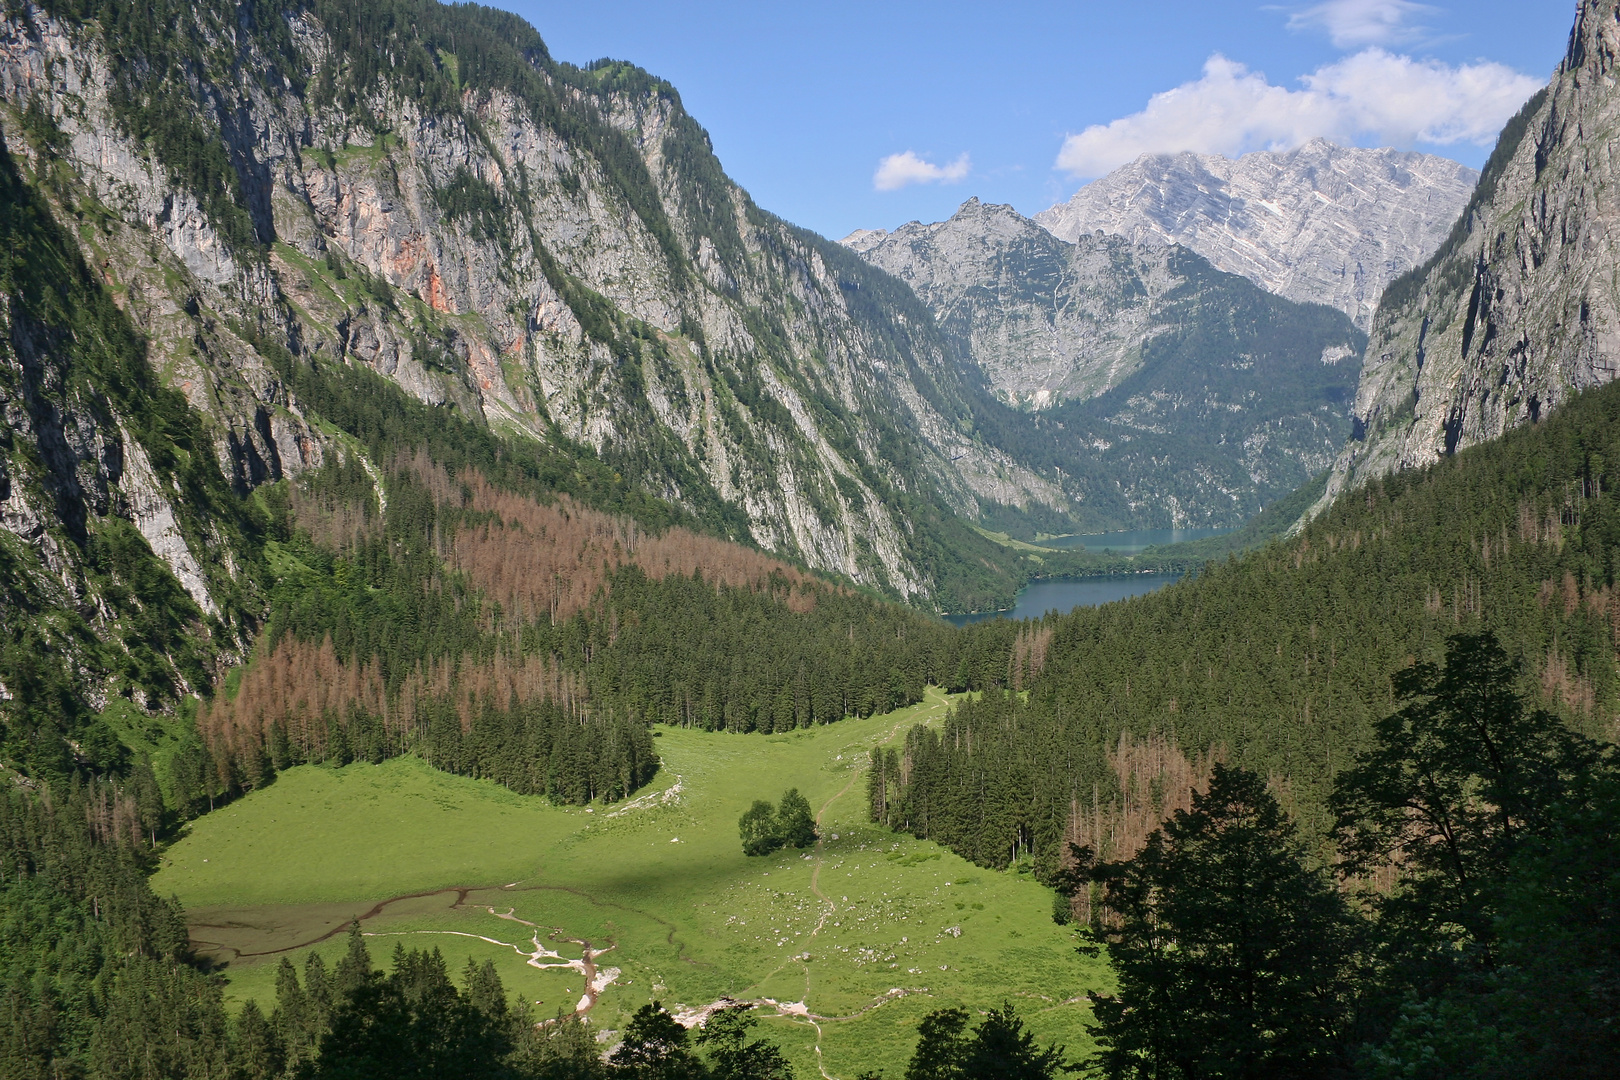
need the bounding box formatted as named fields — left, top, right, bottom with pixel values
left=905, top=1008, right=969, bottom=1080
left=333, top=921, right=373, bottom=997
left=232, top=1000, right=285, bottom=1080
left=1084, top=764, right=1359, bottom=1080
left=697, top=1004, right=794, bottom=1080
left=958, top=1005, right=1066, bottom=1080
left=609, top=1002, right=706, bottom=1080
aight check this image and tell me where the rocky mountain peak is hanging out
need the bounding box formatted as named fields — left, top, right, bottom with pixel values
left=1034, top=140, right=1478, bottom=329
left=838, top=227, right=889, bottom=254
left=844, top=199, right=1363, bottom=526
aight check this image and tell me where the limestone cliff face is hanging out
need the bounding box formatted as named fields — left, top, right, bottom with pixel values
left=845, top=198, right=1365, bottom=527
left=1319, top=0, right=1620, bottom=511
left=846, top=199, right=1182, bottom=408
left=0, top=1, right=1062, bottom=605
left=1036, top=140, right=1478, bottom=330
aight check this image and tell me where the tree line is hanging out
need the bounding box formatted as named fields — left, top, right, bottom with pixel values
left=871, top=374, right=1620, bottom=883
left=182, top=450, right=1021, bottom=809
left=1065, top=631, right=1618, bottom=1078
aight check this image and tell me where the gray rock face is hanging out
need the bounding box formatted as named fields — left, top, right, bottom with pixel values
left=0, top=1, right=1066, bottom=608
left=844, top=199, right=1366, bottom=527
left=1320, top=0, right=1620, bottom=511
left=847, top=199, right=1189, bottom=409
left=1035, top=140, right=1478, bottom=329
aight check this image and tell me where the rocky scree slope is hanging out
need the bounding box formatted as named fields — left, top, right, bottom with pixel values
left=845, top=198, right=1365, bottom=530
left=1035, top=139, right=1478, bottom=330
left=0, top=0, right=1066, bottom=620
left=1320, top=0, right=1620, bottom=513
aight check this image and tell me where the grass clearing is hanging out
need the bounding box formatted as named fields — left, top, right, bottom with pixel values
left=156, top=688, right=1110, bottom=1077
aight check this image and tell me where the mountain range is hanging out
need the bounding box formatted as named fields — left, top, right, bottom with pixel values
left=5, top=1, right=1620, bottom=1076
left=0, top=0, right=1084, bottom=621
left=1034, top=139, right=1478, bottom=330
left=844, top=198, right=1363, bottom=529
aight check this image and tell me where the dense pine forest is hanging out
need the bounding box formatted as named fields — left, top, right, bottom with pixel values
left=870, top=374, right=1620, bottom=872
left=181, top=431, right=1018, bottom=810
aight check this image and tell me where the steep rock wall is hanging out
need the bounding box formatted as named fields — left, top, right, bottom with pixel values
left=0, top=1, right=1063, bottom=603
left=1320, top=0, right=1620, bottom=510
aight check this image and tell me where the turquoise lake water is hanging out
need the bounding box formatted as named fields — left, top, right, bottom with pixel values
left=944, top=572, right=1182, bottom=625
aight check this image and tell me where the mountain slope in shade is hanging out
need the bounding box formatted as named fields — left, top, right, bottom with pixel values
left=1320, top=0, right=1620, bottom=512
left=845, top=199, right=1365, bottom=529
left=1035, top=139, right=1478, bottom=330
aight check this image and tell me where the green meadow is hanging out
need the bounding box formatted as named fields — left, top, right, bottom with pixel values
left=155, top=688, right=1111, bottom=1078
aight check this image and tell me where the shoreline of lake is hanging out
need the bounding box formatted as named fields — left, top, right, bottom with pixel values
left=944, top=571, right=1183, bottom=625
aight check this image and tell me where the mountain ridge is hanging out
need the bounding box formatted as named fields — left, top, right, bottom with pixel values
left=1320, top=0, right=1620, bottom=512
left=0, top=0, right=1074, bottom=617
left=844, top=197, right=1365, bottom=530
left=1034, top=139, right=1479, bottom=330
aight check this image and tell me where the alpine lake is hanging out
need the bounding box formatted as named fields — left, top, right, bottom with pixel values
left=945, top=527, right=1232, bottom=625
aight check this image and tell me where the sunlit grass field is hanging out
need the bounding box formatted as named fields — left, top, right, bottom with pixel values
left=155, top=688, right=1110, bottom=1078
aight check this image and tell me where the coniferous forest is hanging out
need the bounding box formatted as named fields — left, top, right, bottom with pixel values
left=12, top=332, right=1620, bottom=1078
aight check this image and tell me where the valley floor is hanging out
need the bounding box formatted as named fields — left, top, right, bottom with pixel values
left=155, top=689, right=1109, bottom=1078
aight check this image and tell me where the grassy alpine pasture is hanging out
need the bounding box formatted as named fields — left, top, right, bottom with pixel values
left=155, top=688, right=1111, bottom=1077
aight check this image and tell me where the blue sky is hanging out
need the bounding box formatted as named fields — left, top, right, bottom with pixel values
left=503, top=1, right=1575, bottom=240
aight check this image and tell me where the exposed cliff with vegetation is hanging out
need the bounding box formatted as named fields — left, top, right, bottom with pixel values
left=1324, top=0, right=1620, bottom=511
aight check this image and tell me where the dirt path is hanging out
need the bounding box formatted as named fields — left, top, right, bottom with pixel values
left=792, top=755, right=873, bottom=1077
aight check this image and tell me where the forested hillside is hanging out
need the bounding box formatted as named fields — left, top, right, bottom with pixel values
left=186, top=438, right=1017, bottom=809
left=5, top=0, right=1613, bottom=1076
left=875, top=373, right=1620, bottom=873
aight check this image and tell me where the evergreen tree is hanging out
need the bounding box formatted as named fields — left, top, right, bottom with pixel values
left=609, top=1002, right=706, bottom=1080
left=775, top=789, right=817, bottom=849
left=130, top=753, right=165, bottom=845
left=957, top=1005, right=1066, bottom=1080
left=463, top=957, right=510, bottom=1022
left=275, top=955, right=320, bottom=1068
left=1084, top=765, right=1359, bottom=1080
left=514, top=1010, right=609, bottom=1080
left=334, top=921, right=374, bottom=998
left=696, top=1004, right=793, bottom=1080
left=1331, top=631, right=1620, bottom=1078
left=903, top=1005, right=1065, bottom=1080
left=304, top=945, right=512, bottom=1079
left=1331, top=631, right=1594, bottom=965
left=905, top=1009, right=969, bottom=1080
left=232, top=1000, right=285, bottom=1080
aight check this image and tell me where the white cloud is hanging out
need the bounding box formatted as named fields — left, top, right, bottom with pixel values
left=1287, top=0, right=1437, bottom=48
left=873, top=151, right=971, bottom=191
left=1055, top=50, right=1541, bottom=179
